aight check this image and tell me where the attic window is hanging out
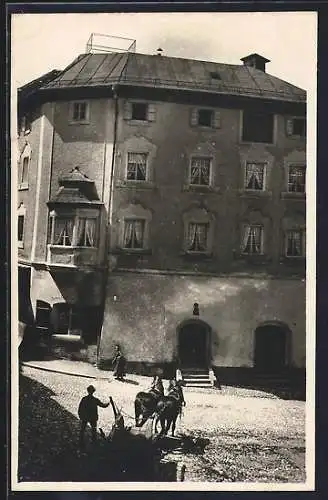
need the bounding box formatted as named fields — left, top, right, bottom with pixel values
left=210, top=71, right=221, bottom=80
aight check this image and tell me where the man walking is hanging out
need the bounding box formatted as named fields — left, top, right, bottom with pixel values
left=78, top=385, right=110, bottom=448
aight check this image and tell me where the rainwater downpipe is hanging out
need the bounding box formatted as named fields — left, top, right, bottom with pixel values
left=96, top=85, right=119, bottom=366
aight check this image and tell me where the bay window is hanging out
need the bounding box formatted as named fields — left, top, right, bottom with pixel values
left=49, top=212, right=98, bottom=247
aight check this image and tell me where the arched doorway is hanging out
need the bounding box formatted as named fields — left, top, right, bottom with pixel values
left=178, top=319, right=211, bottom=369
left=254, top=322, right=290, bottom=373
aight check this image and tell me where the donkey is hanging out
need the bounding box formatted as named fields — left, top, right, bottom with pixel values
left=155, top=381, right=185, bottom=437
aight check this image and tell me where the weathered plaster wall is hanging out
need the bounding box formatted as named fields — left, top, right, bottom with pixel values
left=99, top=272, right=306, bottom=369
left=30, top=268, right=104, bottom=310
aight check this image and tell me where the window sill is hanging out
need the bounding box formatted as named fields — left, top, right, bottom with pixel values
left=240, top=140, right=274, bottom=146
left=18, top=183, right=29, bottom=191
left=180, top=251, right=213, bottom=259
left=182, top=184, right=220, bottom=193
left=281, top=191, right=306, bottom=200
left=68, top=120, right=90, bottom=125
left=192, top=124, right=219, bottom=130
left=116, top=248, right=152, bottom=256
left=115, top=180, right=155, bottom=189
left=126, top=119, right=151, bottom=125
left=238, top=189, right=272, bottom=198
left=286, top=134, right=306, bottom=140
left=280, top=256, right=306, bottom=262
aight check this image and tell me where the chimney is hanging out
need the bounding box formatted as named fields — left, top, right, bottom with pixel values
left=240, top=53, right=270, bottom=72
left=156, top=47, right=163, bottom=56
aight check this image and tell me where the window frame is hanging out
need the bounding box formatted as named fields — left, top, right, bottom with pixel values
left=185, top=222, right=210, bottom=254
left=18, top=143, right=31, bottom=190
left=285, top=228, right=306, bottom=258
left=17, top=203, right=26, bottom=248
left=69, top=100, right=90, bottom=124
left=241, top=224, right=264, bottom=256
left=286, top=116, right=306, bottom=138
left=122, top=218, right=146, bottom=251
left=240, top=109, right=275, bottom=145
left=131, top=102, right=148, bottom=121
left=49, top=211, right=99, bottom=248
left=287, top=165, right=306, bottom=194
left=197, top=108, right=214, bottom=127
left=189, top=155, right=213, bottom=187
left=244, top=162, right=267, bottom=192
left=126, top=152, right=149, bottom=182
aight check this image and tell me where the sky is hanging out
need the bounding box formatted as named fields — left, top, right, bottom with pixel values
left=11, top=12, right=317, bottom=92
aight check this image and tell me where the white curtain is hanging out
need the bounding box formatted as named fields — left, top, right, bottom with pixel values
left=54, top=218, right=73, bottom=246
left=127, top=153, right=147, bottom=180
left=123, top=221, right=133, bottom=247
left=76, top=218, right=85, bottom=246
left=85, top=219, right=96, bottom=247
left=188, top=223, right=207, bottom=251
left=191, top=158, right=210, bottom=185
left=133, top=220, right=144, bottom=247
left=287, top=231, right=301, bottom=256
left=289, top=168, right=305, bottom=192
left=242, top=225, right=262, bottom=254
left=245, top=163, right=263, bottom=190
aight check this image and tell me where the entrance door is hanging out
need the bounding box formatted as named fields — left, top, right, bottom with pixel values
left=254, top=325, right=287, bottom=372
left=178, top=322, right=209, bottom=369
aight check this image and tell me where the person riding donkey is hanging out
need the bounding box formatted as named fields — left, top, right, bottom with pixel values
left=167, top=379, right=186, bottom=408
left=150, top=375, right=164, bottom=397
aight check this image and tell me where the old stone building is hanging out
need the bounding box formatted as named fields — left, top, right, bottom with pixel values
left=17, top=38, right=306, bottom=386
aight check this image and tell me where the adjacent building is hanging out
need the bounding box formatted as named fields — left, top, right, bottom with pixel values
left=17, top=38, right=306, bottom=384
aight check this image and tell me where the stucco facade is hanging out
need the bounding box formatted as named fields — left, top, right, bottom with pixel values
left=17, top=50, right=306, bottom=381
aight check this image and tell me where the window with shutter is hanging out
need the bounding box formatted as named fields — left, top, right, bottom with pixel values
left=131, top=102, right=148, bottom=121
left=285, top=117, right=306, bottom=137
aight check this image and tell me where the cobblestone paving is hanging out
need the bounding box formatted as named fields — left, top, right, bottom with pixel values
left=18, top=366, right=306, bottom=483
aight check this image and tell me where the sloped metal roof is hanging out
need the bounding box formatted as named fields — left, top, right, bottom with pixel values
left=38, top=52, right=306, bottom=103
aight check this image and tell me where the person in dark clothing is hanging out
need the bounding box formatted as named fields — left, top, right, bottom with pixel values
left=150, top=375, right=164, bottom=396
left=112, top=344, right=126, bottom=380
left=78, top=385, right=110, bottom=447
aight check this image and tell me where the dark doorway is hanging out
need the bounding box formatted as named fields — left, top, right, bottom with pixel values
left=178, top=321, right=210, bottom=369
left=254, top=324, right=288, bottom=373
left=18, top=265, right=34, bottom=324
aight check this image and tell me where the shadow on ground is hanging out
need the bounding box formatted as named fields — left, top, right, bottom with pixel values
left=18, top=375, right=203, bottom=482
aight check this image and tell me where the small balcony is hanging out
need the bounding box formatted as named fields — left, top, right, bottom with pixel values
left=47, top=245, right=99, bottom=268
